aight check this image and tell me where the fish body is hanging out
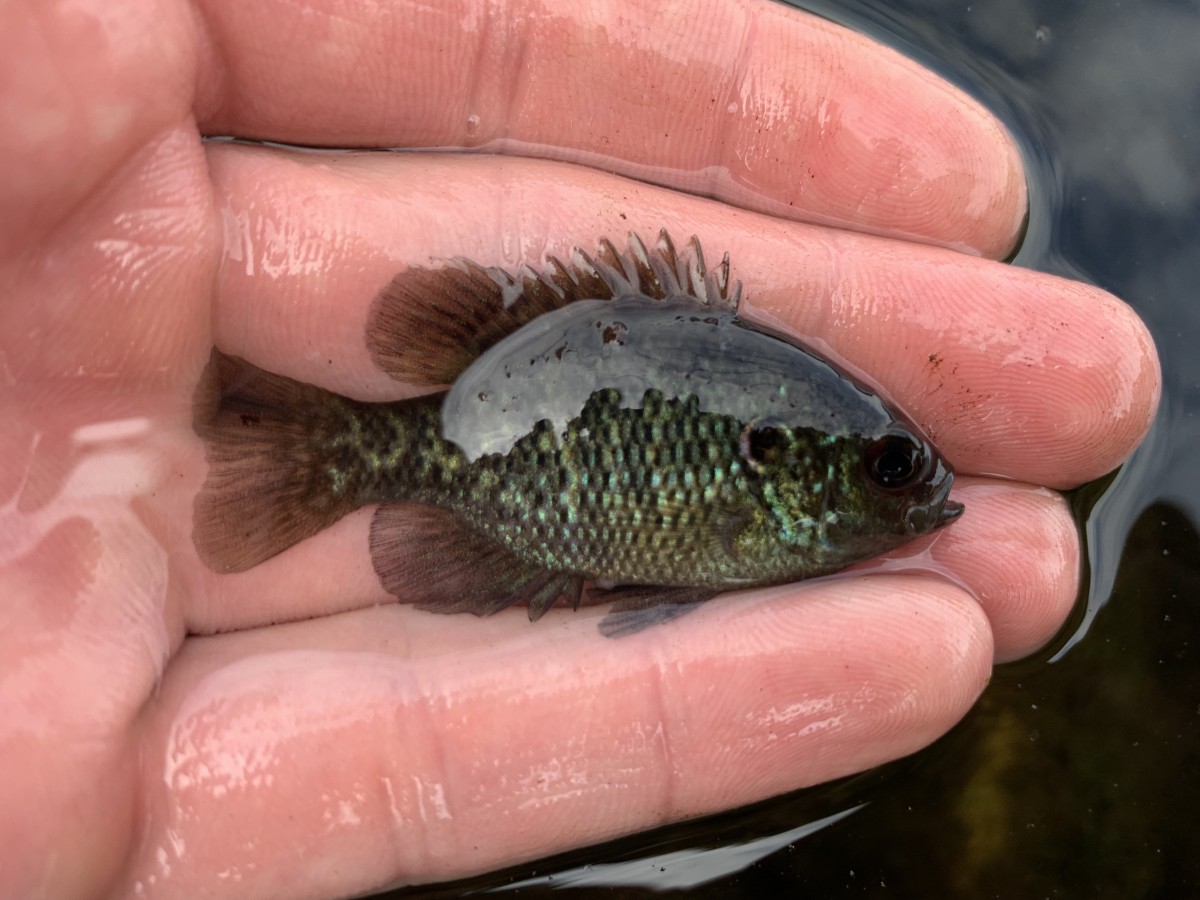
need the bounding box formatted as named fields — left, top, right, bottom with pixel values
left=194, top=232, right=961, bottom=634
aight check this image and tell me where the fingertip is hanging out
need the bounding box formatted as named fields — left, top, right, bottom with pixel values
left=927, top=478, right=1080, bottom=662
left=749, top=245, right=1159, bottom=488
left=656, top=577, right=994, bottom=812
left=936, top=274, right=1161, bottom=487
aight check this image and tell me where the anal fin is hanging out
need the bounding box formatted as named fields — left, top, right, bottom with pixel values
left=370, top=503, right=581, bottom=619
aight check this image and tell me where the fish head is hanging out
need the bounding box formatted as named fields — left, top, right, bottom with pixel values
left=739, top=418, right=962, bottom=571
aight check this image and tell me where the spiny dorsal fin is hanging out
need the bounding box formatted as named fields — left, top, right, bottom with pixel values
left=366, top=230, right=742, bottom=386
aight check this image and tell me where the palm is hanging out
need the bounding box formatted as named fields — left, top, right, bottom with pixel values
left=1, top=1, right=1157, bottom=898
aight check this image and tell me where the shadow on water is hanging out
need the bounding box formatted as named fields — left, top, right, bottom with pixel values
left=379, top=0, right=1200, bottom=895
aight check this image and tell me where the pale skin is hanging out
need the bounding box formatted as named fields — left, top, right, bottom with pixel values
left=0, top=0, right=1160, bottom=897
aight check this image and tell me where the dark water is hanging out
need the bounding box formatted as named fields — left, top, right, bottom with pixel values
left=381, top=0, right=1200, bottom=896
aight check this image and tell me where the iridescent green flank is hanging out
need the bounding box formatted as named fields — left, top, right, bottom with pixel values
left=192, top=231, right=961, bottom=634
left=316, top=386, right=864, bottom=588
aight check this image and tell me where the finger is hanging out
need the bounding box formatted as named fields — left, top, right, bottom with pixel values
left=926, top=479, right=1078, bottom=662
left=194, top=0, right=1025, bottom=256
left=860, top=477, right=1079, bottom=663
left=122, top=577, right=992, bottom=897
left=203, top=146, right=1158, bottom=488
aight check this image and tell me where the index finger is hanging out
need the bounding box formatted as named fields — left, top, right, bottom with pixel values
left=194, top=0, right=1027, bottom=257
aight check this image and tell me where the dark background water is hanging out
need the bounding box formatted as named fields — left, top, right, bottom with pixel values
left=385, top=0, right=1200, bottom=895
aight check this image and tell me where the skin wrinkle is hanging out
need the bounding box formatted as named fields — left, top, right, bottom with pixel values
left=755, top=696, right=845, bottom=742
left=643, top=636, right=682, bottom=825
left=404, top=664, right=454, bottom=875
left=514, top=754, right=581, bottom=813
left=461, top=0, right=491, bottom=145
left=493, top=0, right=523, bottom=147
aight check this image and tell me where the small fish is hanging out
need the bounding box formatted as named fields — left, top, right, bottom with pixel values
left=193, top=231, right=962, bottom=636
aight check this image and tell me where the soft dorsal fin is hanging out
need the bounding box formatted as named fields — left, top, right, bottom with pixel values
left=366, top=230, right=741, bottom=386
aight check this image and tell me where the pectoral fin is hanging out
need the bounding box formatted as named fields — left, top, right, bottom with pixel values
left=592, top=585, right=720, bottom=638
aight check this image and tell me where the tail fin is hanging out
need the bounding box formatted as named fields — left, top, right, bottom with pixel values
left=192, top=349, right=357, bottom=573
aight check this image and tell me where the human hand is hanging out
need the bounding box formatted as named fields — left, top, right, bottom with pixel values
left=0, top=0, right=1159, bottom=898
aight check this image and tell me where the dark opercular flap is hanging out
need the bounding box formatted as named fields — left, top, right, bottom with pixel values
left=365, top=229, right=742, bottom=386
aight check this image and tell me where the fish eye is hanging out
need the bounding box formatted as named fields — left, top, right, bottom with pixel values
left=864, top=433, right=926, bottom=492
left=740, top=418, right=789, bottom=473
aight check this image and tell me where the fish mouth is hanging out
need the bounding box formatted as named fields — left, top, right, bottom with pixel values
left=936, top=500, right=965, bottom=526
left=903, top=472, right=963, bottom=534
